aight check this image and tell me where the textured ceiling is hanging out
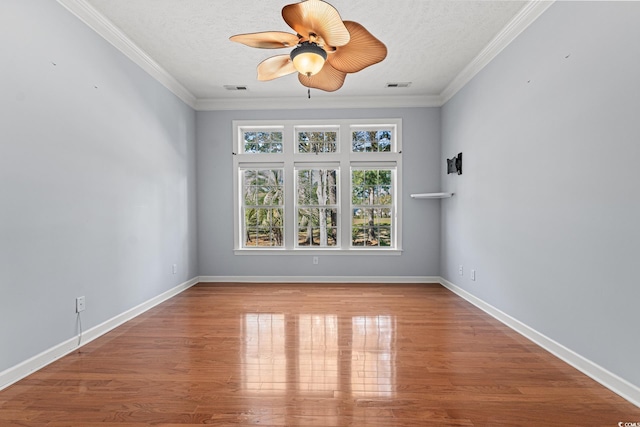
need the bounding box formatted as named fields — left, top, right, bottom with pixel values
left=82, top=0, right=534, bottom=105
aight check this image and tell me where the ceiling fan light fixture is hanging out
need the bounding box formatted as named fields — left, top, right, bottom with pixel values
left=290, top=41, right=327, bottom=77
left=230, top=0, right=386, bottom=92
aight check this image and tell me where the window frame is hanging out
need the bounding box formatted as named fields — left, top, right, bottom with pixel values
left=350, top=165, right=397, bottom=248
left=294, top=163, right=341, bottom=248
left=240, top=166, right=285, bottom=248
left=233, top=119, right=402, bottom=255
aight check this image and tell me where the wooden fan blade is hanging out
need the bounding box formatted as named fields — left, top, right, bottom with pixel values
left=230, top=31, right=300, bottom=49
left=257, top=54, right=298, bottom=81
left=298, top=61, right=346, bottom=92
left=282, top=0, right=350, bottom=47
left=327, top=21, right=387, bottom=74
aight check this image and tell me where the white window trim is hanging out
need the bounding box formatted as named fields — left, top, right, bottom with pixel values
left=294, top=163, right=341, bottom=249
left=233, top=119, right=402, bottom=255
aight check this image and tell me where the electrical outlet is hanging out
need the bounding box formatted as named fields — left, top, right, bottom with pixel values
left=76, top=296, right=85, bottom=313
left=172, top=264, right=177, bottom=274
left=313, top=256, right=319, bottom=265
left=459, top=265, right=463, bottom=276
left=471, top=270, right=476, bottom=281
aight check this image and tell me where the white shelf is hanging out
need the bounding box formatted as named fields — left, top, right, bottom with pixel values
left=410, top=192, right=454, bottom=199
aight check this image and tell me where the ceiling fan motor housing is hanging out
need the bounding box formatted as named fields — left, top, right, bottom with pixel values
left=290, top=41, right=328, bottom=76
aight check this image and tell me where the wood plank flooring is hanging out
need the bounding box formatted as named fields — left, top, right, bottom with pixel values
left=1, top=283, right=638, bottom=426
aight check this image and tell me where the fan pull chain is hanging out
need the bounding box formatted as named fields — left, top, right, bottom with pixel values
left=307, top=74, right=311, bottom=99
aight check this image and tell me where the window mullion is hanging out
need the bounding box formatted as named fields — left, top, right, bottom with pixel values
left=283, top=124, right=296, bottom=250
left=394, top=159, right=402, bottom=250
left=340, top=125, right=352, bottom=250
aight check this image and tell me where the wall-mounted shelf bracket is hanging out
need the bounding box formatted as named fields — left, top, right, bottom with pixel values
left=410, top=192, right=454, bottom=199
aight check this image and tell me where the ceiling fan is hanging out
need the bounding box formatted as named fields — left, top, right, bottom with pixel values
left=230, top=0, right=387, bottom=94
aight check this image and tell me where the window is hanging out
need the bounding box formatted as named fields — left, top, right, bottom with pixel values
left=351, top=127, right=393, bottom=152
left=233, top=119, right=402, bottom=253
left=241, top=168, right=284, bottom=247
left=351, top=168, right=393, bottom=247
left=297, top=127, right=338, bottom=153
left=296, top=166, right=339, bottom=247
left=242, top=129, right=283, bottom=153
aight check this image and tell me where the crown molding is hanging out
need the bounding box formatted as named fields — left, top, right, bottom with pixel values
left=440, top=0, right=555, bottom=104
left=56, top=0, right=197, bottom=109
left=57, top=0, right=553, bottom=112
left=194, top=94, right=443, bottom=111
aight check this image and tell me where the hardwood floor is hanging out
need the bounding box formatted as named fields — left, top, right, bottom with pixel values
left=1, top=283, right=638, bottom=426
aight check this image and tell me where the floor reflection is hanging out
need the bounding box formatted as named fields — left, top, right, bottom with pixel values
left=352, top=315, right=395, bottom=397
left=298, top=315, right=339, bottom=392
left=242, top=313, right=286, bottom=392
left=242, top=313, right=395, bottom=398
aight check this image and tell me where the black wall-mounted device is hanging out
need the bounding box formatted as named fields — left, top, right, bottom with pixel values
left=447, top=152, right=462, bottom=175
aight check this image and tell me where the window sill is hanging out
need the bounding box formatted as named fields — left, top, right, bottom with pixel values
left=234, top=248, right=403, bottom=256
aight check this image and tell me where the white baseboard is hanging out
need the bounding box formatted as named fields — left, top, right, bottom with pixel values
left=198, top=275, right=440, bottom=283
left=4, top=275, right=637, bottom=409
left=0, top=276, right=199, bottom=391
left=438, top=277, right=640, bottom=408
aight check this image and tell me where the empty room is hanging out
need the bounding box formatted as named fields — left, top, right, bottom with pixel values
left=1, top=0, right=639, bottom=425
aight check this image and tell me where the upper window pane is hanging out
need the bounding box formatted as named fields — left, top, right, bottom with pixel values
left=242, top=130, right=283, bottom=154
left=351, top=128, right=393, bottom=153
left=296, top=128, right=338, bottom=154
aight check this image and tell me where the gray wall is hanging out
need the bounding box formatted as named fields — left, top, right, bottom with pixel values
left=0, top=0, right=198, bottom=372
left=441, top=2, right=640, bottom=387
left=197, top=107, right=441, bottom=278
